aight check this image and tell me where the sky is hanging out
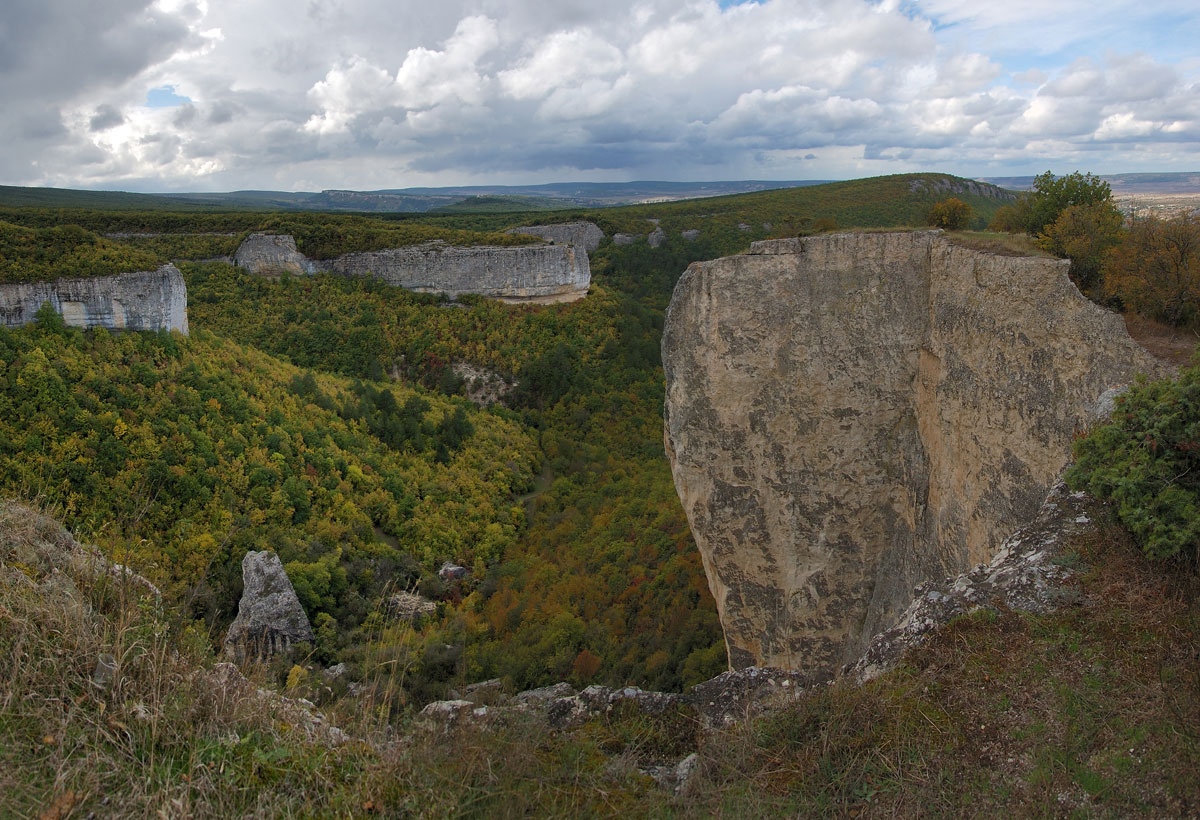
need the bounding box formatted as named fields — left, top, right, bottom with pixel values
left=1, top=0, right=1197, bottom=192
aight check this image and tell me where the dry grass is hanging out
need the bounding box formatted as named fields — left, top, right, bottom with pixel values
left=1123, top=312, right=1198, bottom=368
left=943, top=230, right=1053, bottom=258
left=2, top=500, right=1197, bottom=819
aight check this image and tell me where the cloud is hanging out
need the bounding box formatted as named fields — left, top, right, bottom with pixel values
left=2, top=0, right=1199, bottom=190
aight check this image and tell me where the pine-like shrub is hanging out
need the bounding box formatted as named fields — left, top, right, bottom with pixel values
left=1066, top=362, right=1200, bottom=563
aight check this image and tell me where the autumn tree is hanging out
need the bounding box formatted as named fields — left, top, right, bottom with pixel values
left=928, top=197, right=973, bottom=230
left=1103, top=214, right=1200, bottom=327
left=1038, top=202, right=1125, bottom=293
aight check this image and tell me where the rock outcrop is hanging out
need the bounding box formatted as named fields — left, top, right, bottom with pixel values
left=851, top=480, right=1095, bottom=683
left=223, top=551, right=314, bottom=662
left=233, top=233, right=317, bottom=276
left=328, top=241, right=590, bottom=303
left=909, top=177, right=1017, bottom=201
left=0, top=266, right=188, bottom=334
left=662, top=231, right=1159, bottom=680
left=506, top=221, right=605, bottom=252
left=232, top=235, right=591, bottom=303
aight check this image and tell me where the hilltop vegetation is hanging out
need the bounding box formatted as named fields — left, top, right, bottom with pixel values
left=0, top=220, right=162, bottom=283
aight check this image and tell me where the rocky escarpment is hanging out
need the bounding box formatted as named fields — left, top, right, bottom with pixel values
left=233, top=235, right=590, bottom=303
left=0, top=265, right=188, bottom=334
left=662, top=231, right=1159, bottom=680
left=234, top=233, right=318, bottom=276
left=909, top=177, right=1018, bottom=201
left=327, top=241, right=589, bottom=303
left=506, top=221, right=605, bottom=252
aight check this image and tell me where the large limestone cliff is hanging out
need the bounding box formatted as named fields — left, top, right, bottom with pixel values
left=233, top=235, right=590, bottom=303
left=0, top=265, right=188, bottom=334
left=328, top=241, right=590, bottom=304
left=662, top=231, right=1158, bottom=679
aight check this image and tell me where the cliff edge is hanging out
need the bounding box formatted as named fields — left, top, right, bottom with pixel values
left=0, top=264, right=188, bottom=334
left=662, top=231, right=1158, bottom=679
left=233, top=235, right=591, bottom=304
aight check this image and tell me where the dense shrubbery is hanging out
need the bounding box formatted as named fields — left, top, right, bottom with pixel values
left=0, top=220, right=164, bottom=282
left=1067, top=366, right=1200, bottom=564
left=928, top=197, right=973, bottom=230
left=1103, top=214, right=1200, bottom=328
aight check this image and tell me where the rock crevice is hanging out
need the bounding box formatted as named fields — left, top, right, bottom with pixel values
left=662, top=231, right=1159, bottom=679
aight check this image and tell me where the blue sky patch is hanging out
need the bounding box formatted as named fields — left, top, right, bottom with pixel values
left=145, top=85, right=192, bottom=108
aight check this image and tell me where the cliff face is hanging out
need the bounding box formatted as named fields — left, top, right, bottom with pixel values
left=327, top=241, right=590, bottom=304
left=507, top=221, right=605, bottom=252
left=0, top=265, right=188, bottom=334
left=233, top=235, right=590, bottom=303
left=233, top=233, right=317, bottom=276
left=662, top=232, right=1158, bottom=679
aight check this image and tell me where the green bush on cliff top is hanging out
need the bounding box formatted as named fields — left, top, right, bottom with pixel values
left=1067, top=359, right=1200, bottom=564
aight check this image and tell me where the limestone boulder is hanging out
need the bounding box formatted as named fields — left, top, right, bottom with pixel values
left=233, top=234, right=316, bottom=276
left=223, top=551, right=314, bottom=662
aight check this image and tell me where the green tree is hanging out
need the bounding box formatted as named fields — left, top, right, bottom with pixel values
left=1026, top=170, right=1116, bottom=235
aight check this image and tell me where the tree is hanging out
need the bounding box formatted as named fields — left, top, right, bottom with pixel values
left=928, top=197, right=973, bottom=231
left=988, top=199, right=1031, bottom=233
left=1026, top=170, right=1116, bottom=235
left=1103, top=214, right=1200, bottom=328
left=1037, top=203, right=1125, bottom=293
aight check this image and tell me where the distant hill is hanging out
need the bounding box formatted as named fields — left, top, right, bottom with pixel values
left=978, top=171, right=1200, bottom=194
left=0, top=179, right=833, bottom=213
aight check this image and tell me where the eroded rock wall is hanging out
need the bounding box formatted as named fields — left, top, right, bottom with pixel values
left=662, top=231, right=1158, bottom=678
left=0, top=265, right=188, bottom=334
left=507, top=221, right=605, bottom=252
left=327, top=241, right=590, bottom=303
left=232, top=235, right=591, bottom=303
left=233, top=233, right=317, bottom=276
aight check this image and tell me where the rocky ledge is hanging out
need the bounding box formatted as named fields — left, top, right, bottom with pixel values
left=328, top=240, right=590, bottom=303
left=506, top=221, right=605, bottom=252
left=232, top=235, right=591, bottom=304
left=0, top=265, right=188, bottom=334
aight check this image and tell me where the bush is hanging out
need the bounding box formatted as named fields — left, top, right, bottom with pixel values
left=1066, top=365, right=1200, bottom=563
left=928, top=198, right=973, bottom=231
left=1037, top=202, right=1124, bottom=293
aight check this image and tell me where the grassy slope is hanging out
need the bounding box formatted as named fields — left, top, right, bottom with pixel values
left=2, top=504, right=1194, bottom=819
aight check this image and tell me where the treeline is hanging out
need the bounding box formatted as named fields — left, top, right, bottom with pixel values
left=0, top=209, right=538, bottom=271
left=990, top=170, right=1200, bottom=329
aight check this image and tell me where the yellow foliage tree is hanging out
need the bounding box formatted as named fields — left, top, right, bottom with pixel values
left=1103, top=214, right=1200, bottom=328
